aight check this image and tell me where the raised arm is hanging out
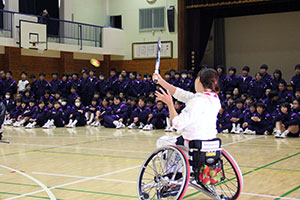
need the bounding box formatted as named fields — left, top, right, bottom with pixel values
left=153, top=73, right=176, bottom=95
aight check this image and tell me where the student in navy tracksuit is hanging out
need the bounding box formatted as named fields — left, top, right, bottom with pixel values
left=224, top=67, right=239, bottom=93
left=61, top=73, right=71, bottom=98
left=249, top=72, right=267, bottom=101
left=242, top=103, right=256, bottom=131
left=79, top=72, right=90, bottom=106
left=125, top=97, right=137, bottom=125
left=270, top=70, right=286, bottom=91
left=92, top=97, right=112, bottom=127
left=25, top=101, right=48, bottom=128
left=14, top=99, right=37, bottom=127
left=188, top=70, right=196, bottom=93
left=3, top=71, right=17, bottom=97
left=238, top=66, right=253, bottom=94
left=225, top=97, right=235, bottom=114
left=173, top=72, right=181, bottom=87
left=260, top=64, right=273, bottom=88
left=179, top=70, right=193, bottom=91
left=3, top=92, right=15, bottom=113
left=128, top=96, right=151, bottom=129
left=35, top=72, right=50, bottom=99
left=87, top=69, right=98, bottom=104
left=263, top=90, right=280, bottom=117
left=278, top=81, right=293, bottom=103
left=97, top=72, right=108, bottom=98
left=86, top=98, right=99, bottom=125
left=143, top=101, right=168, bottom=130
left=127, top=72, right=140, bottom=97
left=70, top=72, right=81, bottom=89
left=7, top=100, right=22, bottom=124
left=43, top=101, right=65, bottom=128
left=103, top=96, right=127, bottom=128
left=216, top=65, right=226, bottom=93
left=232, top=88, right=240, bottom=100
left=112, top=74, right=128, bottom=95
left=217, top=103, right=231, bottom=133
left=247, top=102, right=273, bottom=135
left=230, top=98, right=244, bottom=134
left=66, top=98, right=86, bottom=128
left=60, top=98, right=72, bottom=125
left=164, top=71, right=173, bottom=85
left=67, top=86, right=80, bottom=106
left=274, top=102, right=300, bottom=138
left=40, top=90, right=55, bottom=105
left=29, top=74, right=38, bottom=96
left=143, top=74, right=155, bottom=96
left=291, top=64, right=300, bottom=96
left=49, top=72, right=62, bottom=95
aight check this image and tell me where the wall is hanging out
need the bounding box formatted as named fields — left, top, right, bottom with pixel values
left=225, top=11, right=300, bottom=80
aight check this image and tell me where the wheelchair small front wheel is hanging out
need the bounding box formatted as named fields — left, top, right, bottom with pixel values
left=137, top=145, right=190, bottom=200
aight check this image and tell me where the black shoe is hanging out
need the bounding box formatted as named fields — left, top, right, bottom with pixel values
left=160, top=184, right=180, bottom=198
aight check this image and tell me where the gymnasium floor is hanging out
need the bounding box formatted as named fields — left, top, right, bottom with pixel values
left=0, top=126, right=299, bottom=200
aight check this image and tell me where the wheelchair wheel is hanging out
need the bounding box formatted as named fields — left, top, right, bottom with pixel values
left=137, top=145, right=190, bottom=200
left=199, top=149, right=243, bottom=200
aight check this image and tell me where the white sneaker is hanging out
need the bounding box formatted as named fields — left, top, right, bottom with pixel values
left=244, top=128, right=251, bottom=134
left=116, top=122, right=125, bottom=129
left=25, top=123, right=32, bottom=129
left=66, top=120, right=73, bottom=128
left=248, top=130, right=256, bottom=135
left=222, top=129, right=229, bottom=134
left=278, top=130, right=288, bottom=138
left=91, top=121, right=96, bottom=126
left=95, top=121, right=101, bottom=127
left=143, top=124, right=153, bottom=131
left=274, top=130, right=282, bottom=138
left=113, top=120, right=119, bottom=127
left=237, top=128, right=244, bottom=134
left=165, top=126, right=172, bottom=132
left=29, top=122, right=36, bottom=129
left=138, top=123, right=144, bottom=129
left=128, top=123, right=136, bottom=129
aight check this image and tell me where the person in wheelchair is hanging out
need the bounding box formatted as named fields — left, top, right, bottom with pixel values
left=153, top=68, right=221, bottom=196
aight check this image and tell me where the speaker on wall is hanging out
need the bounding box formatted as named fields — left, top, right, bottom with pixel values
left=167, top=6, right=175, bottom=32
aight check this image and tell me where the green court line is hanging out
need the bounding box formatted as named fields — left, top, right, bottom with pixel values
left=0, top=181, right=138, bottom=199
left=240, top=165, right=300, bottom=173
left=183, top=151, right=300, bottom=199
left=274, top=185, right=300, bottom=200
left=0, top=191, right=64, bottom=199
left=34, top=150, right=145, bottom=160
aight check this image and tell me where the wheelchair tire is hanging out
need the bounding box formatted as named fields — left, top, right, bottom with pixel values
left=198, top=149, right=243, bottom=200
left=137, top=145, right=190, bottom=200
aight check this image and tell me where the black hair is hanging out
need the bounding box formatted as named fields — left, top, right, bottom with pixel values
left=146, top=97, right=155, bottom=104
left=62, top=72, right=69, bottom=77
left=181, top=70, right=188, bottom=74
left=295, top=64, right=300, bottom=70
left=113, top=96, right=121, bottom=101
left=268, top=90, right=278, bottom=100
left=281, top=102, right=291, bottom=112
left=30, top=74, right=36, bottom=79
left=260, top=64, right=268, bottom=70
left=6, top=70, right=12, bottom=75
left=279, top=80, right=287, bottom=87
left=197, top=68, right=220, bottom=93
left=89, top=69, right=96, bottom=73
left=44, top=90, right=50, bottom=95
left=249, top=103, right=256, bottom=108
left=72, top=72, right=79, bottom=76
left=256, top=102, right=266, bottom=109
left=273, top=69, right=282, bottom=80
left=51, top=72, right=58, bottom=76
left=39, top=72, right=45, bottom=77
left=242, top=66, right=250, bottom=72
left=21, top=71, right=28, bottom=76
left=165, top=71, right=171, bottom=76
left=138, top=96, right=147, bottom=102
left=38, top=100, right=45, bottom=104
left=235, top=98, right=244, bottom=104
left=91, top=98, right=98, bottom=102
left=29, top=98, right=35, bottom=103
left=228, top=67, right=236, bottom=74
left=110, top=68, right=116, bottom=72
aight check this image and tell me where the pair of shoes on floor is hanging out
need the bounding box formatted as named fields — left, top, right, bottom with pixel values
left=113, top=121, right=125, bottom=129
left=274, top=130, right=288, bottom=138
left=128, top=123, right=144, bottom=129
left=43, top=120, right=56, bottom=129
left=91, top=121, right=101, bottom=127
left=244, top=128, right=256, bottom=135
left=143, top=124, right=153, bottom=131
left=13, top=121, right=24, bottom=127
left=25, top=122, right=36, bottom=129
left=221, top=129, right=229, bottom=134
left=4, top=120, right=13, bottom=126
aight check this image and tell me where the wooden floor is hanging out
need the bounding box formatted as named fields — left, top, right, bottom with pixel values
left=0, top=126, right=299, bottom=200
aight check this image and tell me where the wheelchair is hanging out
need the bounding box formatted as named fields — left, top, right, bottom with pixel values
left=137, top=137, right=243, bottom=200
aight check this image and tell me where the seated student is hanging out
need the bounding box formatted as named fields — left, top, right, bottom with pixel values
left=60, top=98, right=72, bottom=125
left=13, top=99, right=36, bottom=127
left=179, top=70, right=193, bottom=91
left=246, top=102, right=273, bottom=135
left=230, top=98, right=244, bottom=134
left=292, top=99, right=300, bottom=114
left=53, top=92, right=62, bottom=102
left=165, top=100, right=184, bottom=132
left=102, top=96, right=127, bottom=128
left=232, top=88, right=240, bottom=100
left=164, top=71, right=173, bottom=84
left=67, top=86, right=79, bottom=106
left=25, top=101, right=48, bottom=129
left=92, top=92, right=102, bottom=105
left=274, top=102, right=300, bottom=138
left=243, top=103, right=257, bottom=133
left=278, top=81, right=293, bottom=103
left=128, top=96, right=151, bottom=129
left=262, top=88, right=271, bottom=101
left=43, top=101, right=65, bottom=129
left=271, top=69, right=286, bottom=91
left=5, top=100, right=22, bottom=125
left=143, top=101, right=168, bottom=131
left=217, top=103, right=231, bottom=134
left=244, top=96, right=254, bottom=109
left=143, top=74, right=155, bottom=96
left=173, top=72, right=181, bottom=87
left=225, top=97, right=235, bottom=114
left=124, top=97, right=137, bottom=125
left=249, top=72, right=267, bottom=101
left=146, top=97, right=155, bottom=111
left=92, top=97, right=112, bottom=127
left=40, top=90, right=55, bottom=105
left=86, top=98, right=99, bottom=125
left=66, top=98, right=86, bottom=128
left=263, top=90, right=280, bottom=117
left=21, top=89, right=33, bottom=102
left=106, top=90, right=114, bottom=98
left=3, top=92, right=15, bottom=113
left=112, top=74, right=128, bottom=95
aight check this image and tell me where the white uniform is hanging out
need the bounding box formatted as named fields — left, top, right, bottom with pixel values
left=157, top=87, right=221, bottom=148
left=17, top=80, right=29, bottom=92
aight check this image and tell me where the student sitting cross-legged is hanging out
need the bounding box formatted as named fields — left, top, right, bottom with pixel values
left=66, top=98, right=86, bottom=128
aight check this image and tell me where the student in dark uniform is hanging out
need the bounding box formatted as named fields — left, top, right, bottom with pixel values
left=70, top=72, right=81, bottom=89
left=25, top=101, right=48, bottom=128
left=278, top=81, right=293, bottom=103
left=87, top=69, right=98, bottom=104
left=187, top=70, right=196, bottom=93
left=97, top=72, right=108, bottom=98
left=43, top=101, right=65, bottom=128
left=143, top=74, right=155, bottom=96
left=179, top=70, right=193, bottom=91
left=216, top=66, right=226, bottom=93
left=260, top=64, right=273, bottom=88
left=128, top=96, right=152, bottom=129
left=291, top=64, right=300, bottom=96
left=40, top=90, right=55, bottom=105
left=35, top=72, right=50, bottom=99
left=224, top=67, right=239, bottom=93
left=61, top=73, right=71, bottom=98
left=217, top=103, right=231, bottom=134
left=60, top=98, right=72, bottom=125
left=173, top=72, right=181, bottom=87
left=249, top=72, right=267, bottom=101
left=3, top=92, right=15, bottom=113
left=86, top=98, right=99, bottom=125
left=79, top=72, right=90, bottom=106
left=270, top=69, right=286, bottom=91
left=3, top=71, right=17, bottom=97
left=66, top=98, right=86, bottom=128
left=263, top=90, right=280, bottom=117
left=143, top=101, right=168, bottom=131
left=14, top=99, right=37, bottom=127
left=238, top=66, right=253, bottom=94
left=67, top=86, right=80, bottom=106
left=243, top=103, right=256, bottom=133
left=102, top=96, right=127, bottom=128
left=246, top=102, right=273, bottom=135
left=49, top=72, right=62, bottom=95
left=229, top=98, right=244, bottom=134
left=92, top=97, right=112, bottom=127
left=274, top=102, right=300, bottom=138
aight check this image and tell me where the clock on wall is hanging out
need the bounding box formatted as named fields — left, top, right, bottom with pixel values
left=146, top=0, right=157, bottom=4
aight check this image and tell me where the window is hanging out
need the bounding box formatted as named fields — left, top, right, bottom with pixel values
left=139, top=7, right=165, bottom=31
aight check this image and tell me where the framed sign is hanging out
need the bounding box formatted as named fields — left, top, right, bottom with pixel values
left=132, top=41, right=173, bottom=59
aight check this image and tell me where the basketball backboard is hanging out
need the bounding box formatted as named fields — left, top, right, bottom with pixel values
left=19, top=20, right=47, bottom=51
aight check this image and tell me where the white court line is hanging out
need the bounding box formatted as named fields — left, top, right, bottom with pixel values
left=10, top=143, right=151, bottom=154
left=32, top=171, right=137, bottom=184
left=222, top=135, right=265, bottom=147
left=6, top=165, right=140, bottom=200
left=0, top=165, right=56, bottom=200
